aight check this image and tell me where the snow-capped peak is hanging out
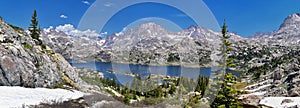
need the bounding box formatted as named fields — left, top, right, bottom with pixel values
left=279, top=13, right=300, bottom=30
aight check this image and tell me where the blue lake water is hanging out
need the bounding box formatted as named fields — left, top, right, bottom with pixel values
left=70, top=62, right=239, bottom=84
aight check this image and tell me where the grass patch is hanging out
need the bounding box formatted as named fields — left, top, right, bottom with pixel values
left=80, top=75, right=103, bottom=86
left=53, top=73, right=76, bottom=89
left=28, top=98, right=87, bottom=108
left=138, top=97, right=165, bottom=106
left=233, top=82, right=249, bottom=90
left=62, top=73, right=77, bottom=88
left=22, top=43, right=33, bottom=50
left=53, top=78, right=69, bottom=89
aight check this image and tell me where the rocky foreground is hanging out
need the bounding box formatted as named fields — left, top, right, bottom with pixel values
left=0, top=18, right=79, bottom=87
left=0, top=16, right=108, bottom=107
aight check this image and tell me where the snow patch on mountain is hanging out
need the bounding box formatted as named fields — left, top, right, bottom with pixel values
left=248, top=31, right=275, bottom=38
left=0, top=86, right=84, bottom=108
left=260, top=97, right=300, bottom=108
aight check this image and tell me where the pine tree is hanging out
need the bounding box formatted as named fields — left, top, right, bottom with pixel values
left=105, top=77, right=110, bottom=86
left=169, top=83, right=176, bottom=95
left=29, top=9, right=44, bottom=48
left=195, top=75, right=209, bottom=97
left=217, top=73, right=241, bottom=108
left=211, top=20, right=241, bottom=108
left=112, top=78, right=117, bottom=88
left=219, top=19, right=235, bottom=69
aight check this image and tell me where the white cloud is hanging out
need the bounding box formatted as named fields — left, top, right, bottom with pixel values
left=43, top=26, right=54, bottom=33
left=60, top=14, right=68, bottom=19
left=55, top=24, right=75, bottom=33
left=82, top=1, right=90, bottom=5
left=104, top=2, right=114, bottom=7
left=54, top=24, right=100, bottom=38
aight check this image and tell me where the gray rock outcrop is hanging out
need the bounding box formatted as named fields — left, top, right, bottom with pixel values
left=0, top=18, right=79, bottom=88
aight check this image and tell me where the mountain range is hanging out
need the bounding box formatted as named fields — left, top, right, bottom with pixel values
left=41, top=13, right=300, bottom=66
left=40, top=13, right=300, bottom=107
left=1, top=9, right=300, bottom=107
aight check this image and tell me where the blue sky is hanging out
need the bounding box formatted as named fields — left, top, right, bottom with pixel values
left=0, top=0, right=300, bottom=37
left=99, top=2, right=198, bottom=34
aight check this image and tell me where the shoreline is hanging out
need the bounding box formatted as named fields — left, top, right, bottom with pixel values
left=69, top=60, right=218, bottom=69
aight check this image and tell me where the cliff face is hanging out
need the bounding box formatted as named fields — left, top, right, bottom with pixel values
left=0, top=18, right=78, bottom=88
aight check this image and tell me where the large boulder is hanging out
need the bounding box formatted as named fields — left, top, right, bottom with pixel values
left=240, top=94, right=262, bottom=107
left=0, top=18, right=78, bottom=88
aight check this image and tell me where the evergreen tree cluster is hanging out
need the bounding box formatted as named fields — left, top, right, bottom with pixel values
left=99, top=74, right=211, bottom=106
left=28, top=9, right=46, bottom=49
left=195, top=75, right=209, bottom=97
left=211, top=20, right=242, bottom=108
left=249, top=50, right=300, bottom=81
left=212, top=73, right=241, bottom=108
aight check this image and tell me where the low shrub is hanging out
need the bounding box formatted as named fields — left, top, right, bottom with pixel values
left=22, top=43, right=33, bottom=50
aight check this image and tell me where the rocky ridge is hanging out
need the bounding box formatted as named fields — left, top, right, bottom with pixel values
left=236, top=13, right=300, bottom=107
left=42, top=22, right=244, bottom=67
left=0, top=18, right=79, bottom=88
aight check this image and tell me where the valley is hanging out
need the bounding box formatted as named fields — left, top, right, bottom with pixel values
left=40, top=12, right=300, bottom=107
left=0, top=6, right=300, bottom=107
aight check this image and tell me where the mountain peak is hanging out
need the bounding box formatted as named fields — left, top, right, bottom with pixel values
left=289, top=13, right=300, bottom=18
left=140, top=22, right=158, bottom=26
left=138, top=22, right=165, bottom=29
left=285, top=13, right=300, bottom=22
left=279, top=13, right=300, bottom=29
left=126, top=22, right=169, bottom=35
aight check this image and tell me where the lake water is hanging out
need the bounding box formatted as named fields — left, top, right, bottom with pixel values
left=70, top=62, right=238, bottom=83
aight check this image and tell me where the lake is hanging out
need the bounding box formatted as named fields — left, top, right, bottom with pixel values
left=70, top=61, right=238, bottom=85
